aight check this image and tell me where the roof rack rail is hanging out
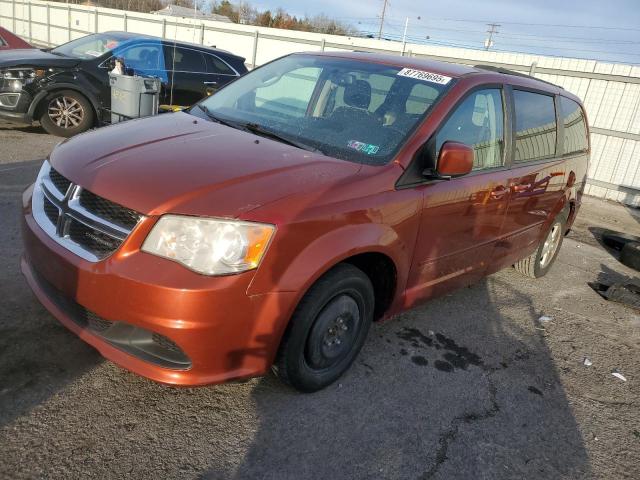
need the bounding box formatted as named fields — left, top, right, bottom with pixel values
left=473, top=64, right=563, bottom=89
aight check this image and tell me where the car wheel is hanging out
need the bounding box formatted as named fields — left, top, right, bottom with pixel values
left=273, top=263, right=374, bottom=392
left=39, top=90, right=94, bottom=137
left=514, top=211, right=567, bottom=278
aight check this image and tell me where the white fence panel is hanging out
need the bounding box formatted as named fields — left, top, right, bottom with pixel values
left=1, top=0, right=640, bottom=205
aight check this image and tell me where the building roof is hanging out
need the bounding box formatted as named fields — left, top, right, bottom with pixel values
left=151, top=5, right=232, bottom=23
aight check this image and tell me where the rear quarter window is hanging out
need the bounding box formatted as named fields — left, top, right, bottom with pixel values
left=205, top=54, right=235, bottom=75
left=560, top=96, right=588, bottom=154
left=513, top=90, right=557, bottom=163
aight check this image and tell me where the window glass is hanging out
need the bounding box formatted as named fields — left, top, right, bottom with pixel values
left=169, top=47, right=206, bottom=72
left=0, top=36, right=6, bottom=47
left=513, top=90, right=557, bottom=162
left=560, top=96, right=588, bottom=154
left=406, top=83, right=439, bottom=115
left=253, top=67, right=322, bottom=118
left=205, top=54, right=235, bottom=75
left=331, top=72, right=395, bottom=113
left=436, top=89, right=504, bottom=170
left=198, top=56, right=452, bottom=165
left=52, top=32, right=132, bottom=59
left=120, top=44, right=164, bottom=71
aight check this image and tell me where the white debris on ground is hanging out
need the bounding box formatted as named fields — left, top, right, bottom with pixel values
left=611, top=372, right=627, bottom=382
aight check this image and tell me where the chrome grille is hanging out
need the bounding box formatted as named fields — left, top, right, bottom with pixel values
left=78, top=189, right=141, bottom=230
left=32, top=162, right=143, bottom=262
left=49, top=168, right=72, bottom=196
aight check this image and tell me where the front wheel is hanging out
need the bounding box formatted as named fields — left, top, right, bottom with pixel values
left=39, top=90, right=94, bottom=137
left=273, top=263, right=374, bottom=392
left=514, top=212, right=567, bottom=278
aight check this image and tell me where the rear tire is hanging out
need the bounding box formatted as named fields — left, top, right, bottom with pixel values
left=39, top=90, right=94, bottom=137
left=273, top=263, right=374, bottom=393
left=514, top=211, right=568, bottom=278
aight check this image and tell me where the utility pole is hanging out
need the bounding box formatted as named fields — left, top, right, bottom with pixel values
left=377, top=0, right=388, bottom=40
left=484, top=23, right=500, bottom=50
left=401, top=16, right=409, bottom=55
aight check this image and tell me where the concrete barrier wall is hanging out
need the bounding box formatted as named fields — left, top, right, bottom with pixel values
left=2, top=0, right=640, bottom=206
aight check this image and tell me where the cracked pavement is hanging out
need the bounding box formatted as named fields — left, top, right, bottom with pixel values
left=1, top=120, right=639, bottom=479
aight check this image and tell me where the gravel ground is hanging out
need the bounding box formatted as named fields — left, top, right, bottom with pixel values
left=0, top=120, right=639, bottom=479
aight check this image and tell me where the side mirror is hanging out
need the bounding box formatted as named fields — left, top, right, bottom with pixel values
left=432, top=141, right=474, bottom=179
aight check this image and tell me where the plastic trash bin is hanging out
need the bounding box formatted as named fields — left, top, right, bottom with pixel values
left=109, top=73, right=161, bottom=124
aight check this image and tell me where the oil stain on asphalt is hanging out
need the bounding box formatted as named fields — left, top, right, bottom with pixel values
left=396, top=327, right=483, bottom=372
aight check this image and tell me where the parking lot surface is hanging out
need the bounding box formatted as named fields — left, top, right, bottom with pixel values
left=1, top=120, right=639, bottom=479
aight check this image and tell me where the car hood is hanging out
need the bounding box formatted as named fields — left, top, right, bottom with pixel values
left=0, top=49, right=79, bottom=68
left=50, top=112, right=362, bottom=218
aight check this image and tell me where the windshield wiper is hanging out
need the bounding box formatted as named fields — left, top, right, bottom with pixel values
left=195, top=104, right=240, bottom=130
left=243, top=122, right=324, bottom=155
left=195, top=106, right=323, bottom=155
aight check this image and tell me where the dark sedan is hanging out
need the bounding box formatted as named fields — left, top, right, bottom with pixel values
left=0, top=31, right=247, bottom=136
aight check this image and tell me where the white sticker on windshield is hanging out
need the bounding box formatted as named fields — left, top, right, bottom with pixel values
left=397, top=68, right=452, bottom=85
left=85, top=50, right=103, bottom=57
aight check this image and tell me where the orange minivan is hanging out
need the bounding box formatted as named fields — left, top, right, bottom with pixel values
left=21, top=52, right=589, bottom=392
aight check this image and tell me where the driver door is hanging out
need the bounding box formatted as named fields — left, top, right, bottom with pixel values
left=405, top=87, right=512, bottom=307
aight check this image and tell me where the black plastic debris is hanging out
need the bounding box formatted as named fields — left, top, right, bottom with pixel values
left=589, top=282, right=640, bottom=310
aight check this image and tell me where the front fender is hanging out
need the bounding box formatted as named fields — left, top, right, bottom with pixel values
left=247, top=222, right=413, bottom=305
left=29, top=81, right=102, bottom=119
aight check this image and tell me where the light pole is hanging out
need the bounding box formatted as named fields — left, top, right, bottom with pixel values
left=401, top=16, right=421, bottom=56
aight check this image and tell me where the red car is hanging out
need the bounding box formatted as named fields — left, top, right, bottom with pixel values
left=21, top=52, right=589, bottom=392
left=0, top=27, right=33, bottom=50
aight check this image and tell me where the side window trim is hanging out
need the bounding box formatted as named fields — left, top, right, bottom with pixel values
left=98, top=42, right=162, bottom=69
left=395, top=82, right=510, bottom=190
left=558, top=95, right=589, bottom=156
left=555, top=94, right=564, bottom=158
left=434, top=84, right=508, bottom=172
left=163, top=45, right=239, bottom=76
left=204, top=52, right=240, bottom=77
left=510, top=87, right=559, bottom=164
left=166, top=46, right=207, bottom=74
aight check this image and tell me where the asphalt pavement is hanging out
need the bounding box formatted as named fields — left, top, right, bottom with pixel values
left=0, top=120, right=639, bottom=479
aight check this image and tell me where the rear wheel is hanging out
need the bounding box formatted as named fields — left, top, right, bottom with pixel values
left=39, top=90, right=94, bottom=137
left=274, top=263, right=374, bottom=392
left=514, top=211, right=567, bottom=278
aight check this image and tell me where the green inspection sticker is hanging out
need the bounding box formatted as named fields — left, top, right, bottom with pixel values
left=348, top=140, right=380, bottom=155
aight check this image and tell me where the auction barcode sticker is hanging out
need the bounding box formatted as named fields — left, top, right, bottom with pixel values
left=397, top=68, right=452, bottom=85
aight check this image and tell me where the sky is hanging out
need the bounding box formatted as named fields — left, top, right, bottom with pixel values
left=244, top=0, right=640, bottom=64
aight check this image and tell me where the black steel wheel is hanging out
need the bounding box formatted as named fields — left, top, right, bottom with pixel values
left=274, top=263, right=374, bottom=392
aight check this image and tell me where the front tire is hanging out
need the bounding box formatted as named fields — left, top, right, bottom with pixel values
left=39, top=90, right=94, bottom=137
left=274, top=263, right=374, bottom=392
left=514, top=211, right=567, bottom=278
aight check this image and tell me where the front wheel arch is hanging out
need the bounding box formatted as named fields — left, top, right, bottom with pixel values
left=33, top=87, right=99, bottom=127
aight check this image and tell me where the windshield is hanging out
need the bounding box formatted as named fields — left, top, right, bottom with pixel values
left=194, top=55, right=453, bottom=165
left=51, top=33, right=133, bottom=59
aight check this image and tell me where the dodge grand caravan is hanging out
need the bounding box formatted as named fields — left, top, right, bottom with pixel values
left=21, top=52, right=589, bottom=392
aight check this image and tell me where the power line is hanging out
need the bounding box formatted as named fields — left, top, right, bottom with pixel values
left=439, top=17, right=640, bottom=32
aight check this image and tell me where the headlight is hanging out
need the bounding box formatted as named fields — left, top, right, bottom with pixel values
left=141, top=215, right=275, bottom=275
left=1, top=68, right=48, bottom=85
